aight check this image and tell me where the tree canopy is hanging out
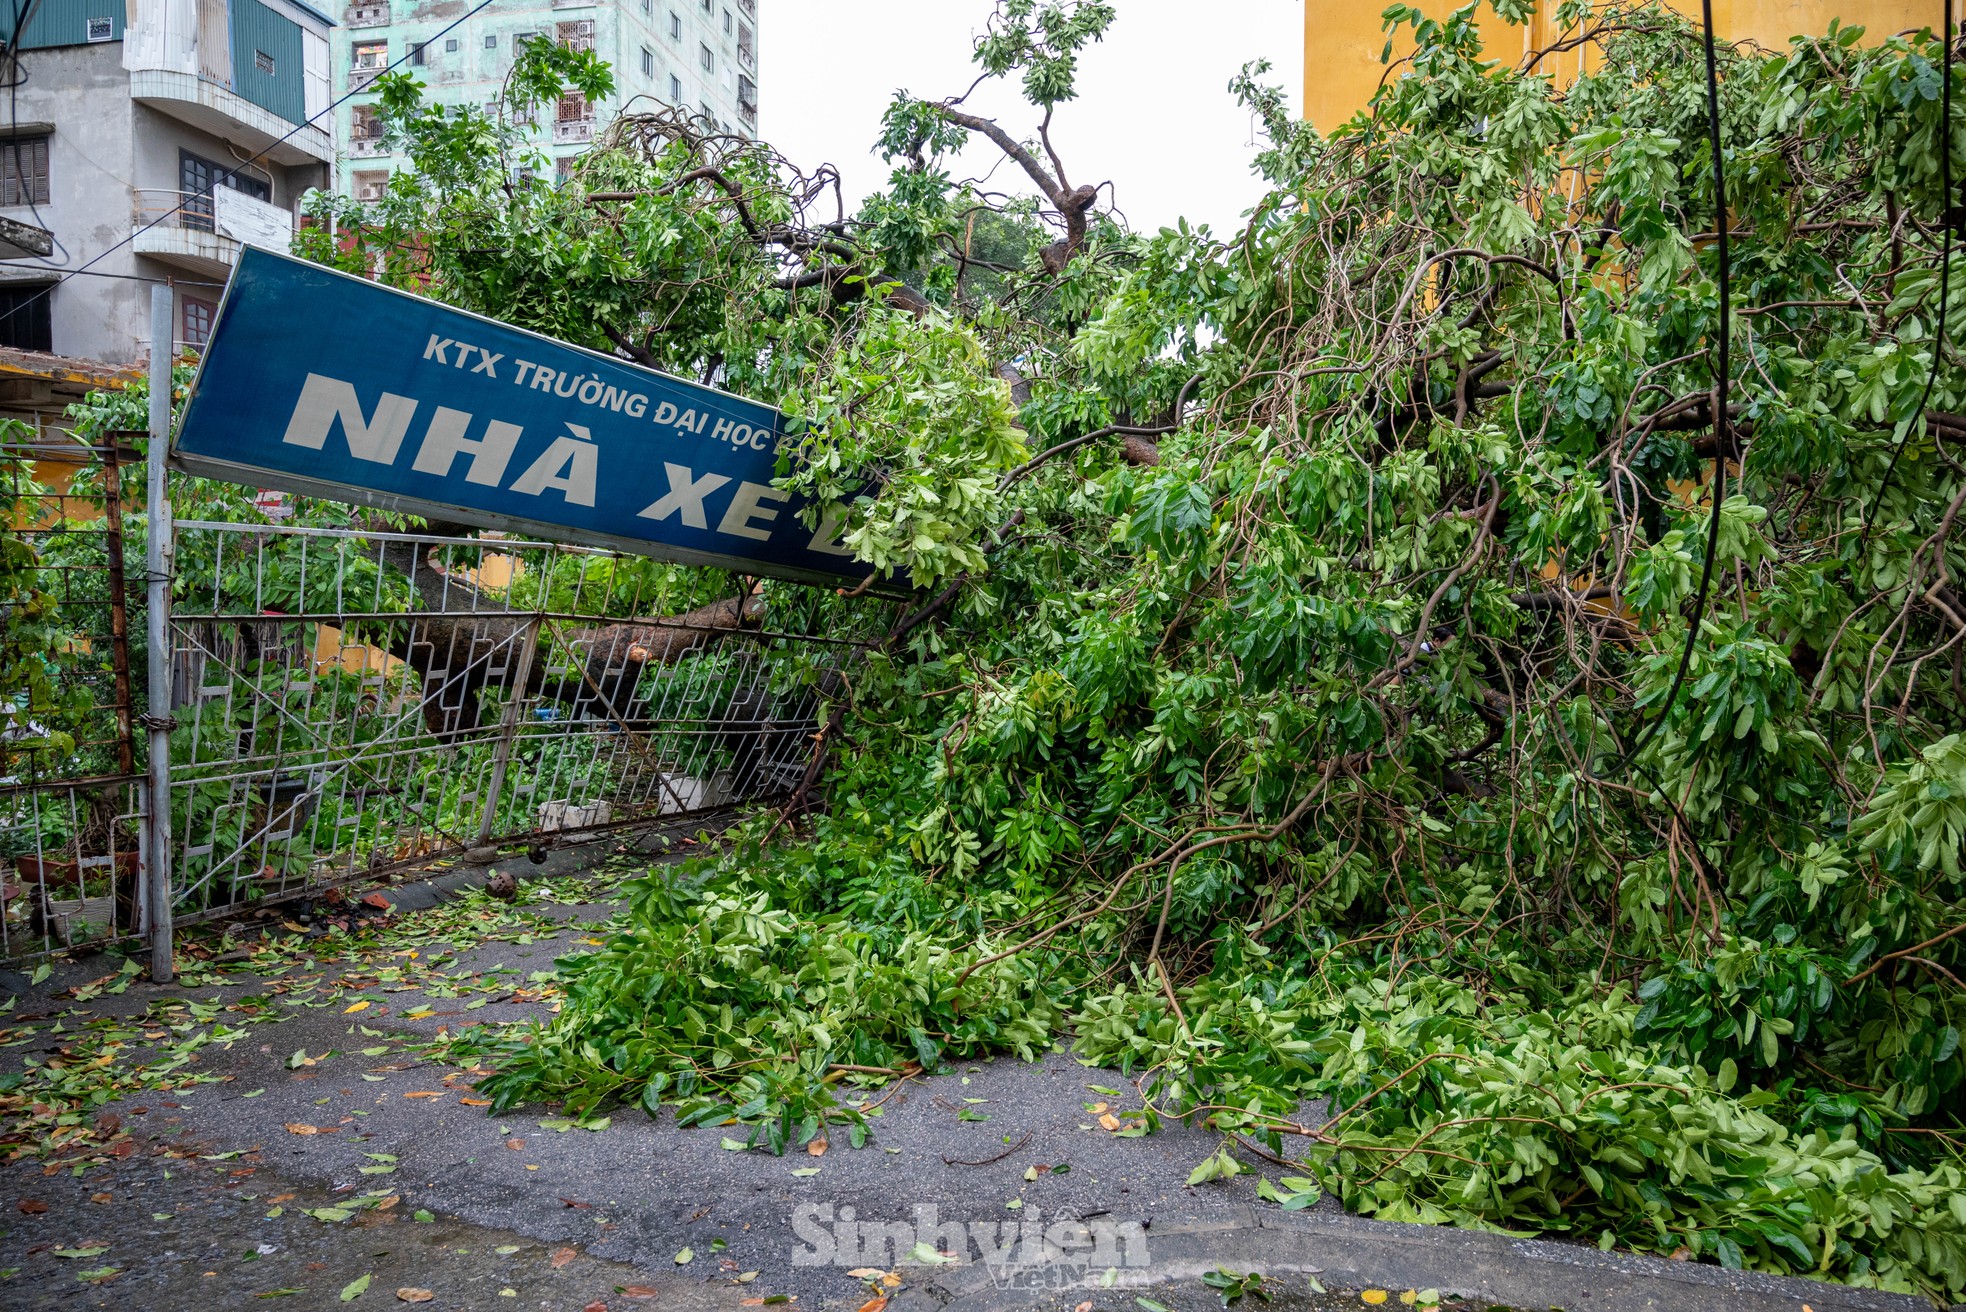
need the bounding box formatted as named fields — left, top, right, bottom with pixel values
left=314, top=1, right=1966, bottom=1299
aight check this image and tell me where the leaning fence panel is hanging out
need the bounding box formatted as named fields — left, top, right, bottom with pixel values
left=160, top=520, right=861, bottom=925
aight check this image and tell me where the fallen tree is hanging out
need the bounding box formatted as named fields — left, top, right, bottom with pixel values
left=324, top=3, right=1966, bottom=1300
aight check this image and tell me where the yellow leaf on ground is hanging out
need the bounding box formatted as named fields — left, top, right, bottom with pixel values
left=1098, top=1113, right=1121, bottom=1132
left=396, top=1290, right=434, bottom=1303
left=461, top=1097, right=490, bottom=1107
left=283, top=1124, right=320, bottom=1136
left=1360, top=1294, right=1388, bottom=1307
left=403, top=1092, right=446, bottom=1100
left=856, top=1298, right=888, bottom=1312
left=343, top=1001, right=371, bottom=1014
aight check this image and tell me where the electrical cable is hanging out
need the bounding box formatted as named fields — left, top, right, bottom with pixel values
left=7, top=0, right=499, bottom=316
left=1614, top=0, right=1733, bottom=776
left=1863, top=4, right=1956, bottom=541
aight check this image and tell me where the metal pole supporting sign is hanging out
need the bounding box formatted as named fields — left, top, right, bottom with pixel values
left=143, top=286, right=176, bottom=982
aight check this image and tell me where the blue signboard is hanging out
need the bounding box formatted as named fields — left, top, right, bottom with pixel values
left=171, top=247, right=873, bottom=588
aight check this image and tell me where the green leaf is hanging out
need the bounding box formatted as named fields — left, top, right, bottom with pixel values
left=339, top=1273, right=372, bottom=1301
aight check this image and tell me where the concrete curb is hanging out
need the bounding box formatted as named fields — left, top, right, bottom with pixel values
left=889, top=1205, right=1936, bottom=1312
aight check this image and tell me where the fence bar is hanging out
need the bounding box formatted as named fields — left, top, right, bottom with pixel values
left=471, top=615, right=544, bottom=858
left=143, top=285, right=176, bottom=983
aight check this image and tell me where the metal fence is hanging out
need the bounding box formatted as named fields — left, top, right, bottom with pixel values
left=157, top=518, right=861, bottom=927
left=5, top=428, right=868, bottom=960
left=1, top=432, right=146, bottom=958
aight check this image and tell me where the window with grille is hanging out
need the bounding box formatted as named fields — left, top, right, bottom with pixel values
left=178, top=150, right=268, bottom=232
left=738, top=21, right=753, bottom=66
left=0, top=135, right=50, bottom=208
left=253, top=49, right=275, bottom=74
left=86, top=16, right=112, bottom=40
left=181, top=297, right=217, bottom=349
left=353, top=170, right=388, bottom=202
left=557, top=19, right=594, bottom=51
left=558, top=94, right=591, bottom=124
left=352, top=105, right=384, bottom=140
left=0, top=287, right=51, bottom=351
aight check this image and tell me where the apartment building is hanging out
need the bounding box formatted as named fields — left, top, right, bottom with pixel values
left=336, top=0, right=758, bottom=204
left=0, top=0, right=335, bottom=363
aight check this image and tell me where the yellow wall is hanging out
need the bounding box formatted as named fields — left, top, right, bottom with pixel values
left=1303, top=0, right=1938, bottom=132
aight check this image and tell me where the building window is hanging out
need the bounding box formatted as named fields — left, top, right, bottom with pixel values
left=668, top=11, right=680, bottom=40
left=444, top=37, right=458, bottom=52
left=738, top=20, right=753, bottom=67
left=484, top=33, right=496, bottom=48
left=86, top=16, right=112, bottom=41
left=723, top=7, right=731, bottom=34
left=555, top=155, right=576, bottom=182
left=641, top=46, right=654, bottom=77
left=253, top=48, right=275, bottom=74
left=0, top=286, right=51, bottom=351
left=351, top=103, right=386, bottom=145
left=736, top=0, right=753, bottom=16
left=181, top=296, right=217, bottom=349
left=0, top=135, right=51, bottom=207
left=352, top=39, right=388, bottom=70
left=353, top=169, right=389, bottom=203
left=699, top=0, right=710, bottom=12
left=178, top=150, right=268, bottom=231
left=409, top=40, right=425, bottom=65
left=557, top=19, right=594, bottom=52
left=668, top=73, right=681, bottom=102
left=698, top=43, right=712, bottom=73
left=514, top=30, right=537, bottom=48
left=641, top=0, right=650, bottom=12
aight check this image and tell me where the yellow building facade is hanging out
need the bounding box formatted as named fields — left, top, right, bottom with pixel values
left=1302, top=0, right=1940, bottom=132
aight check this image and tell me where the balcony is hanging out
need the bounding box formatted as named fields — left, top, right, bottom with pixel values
left=129, top=69, right=333, bottom=166
left=349, top=134, right=389, bottom=158
left=553, top=119, right=593, bottom=144
left=131, top=188, right=296, bottom=281
left=344, top=2, right=389, bottom=26
left=348, top=67, right=384, bottom=92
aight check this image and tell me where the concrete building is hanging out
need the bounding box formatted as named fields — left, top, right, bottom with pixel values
left=0, top=0, right=335, bottom=364
left=335, top=0, right=758, bottom=205
left=1303, top=0, right=1935, bottom=132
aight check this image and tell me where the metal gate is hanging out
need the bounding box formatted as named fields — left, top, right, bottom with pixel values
left=159, top=518, right=863, bottom=923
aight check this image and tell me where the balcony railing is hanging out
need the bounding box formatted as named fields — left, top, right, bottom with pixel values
left=348, top=67, right=384, bottom=92
left=349, top=132, right=389, bottom=157
left=553, top=119, right=594, bottom=144
left=135, top=187, right=223, bottom=234
left=345, top=2, right=389, bottom=27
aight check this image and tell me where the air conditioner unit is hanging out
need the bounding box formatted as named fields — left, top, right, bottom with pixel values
left=355, top=177, right=386, bottom=201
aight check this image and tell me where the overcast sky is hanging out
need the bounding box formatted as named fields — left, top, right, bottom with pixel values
left=758, top=0, right=1305, bottom=240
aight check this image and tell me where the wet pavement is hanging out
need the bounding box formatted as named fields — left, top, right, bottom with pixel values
left=3, top=833, right=1912, bottom=1312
